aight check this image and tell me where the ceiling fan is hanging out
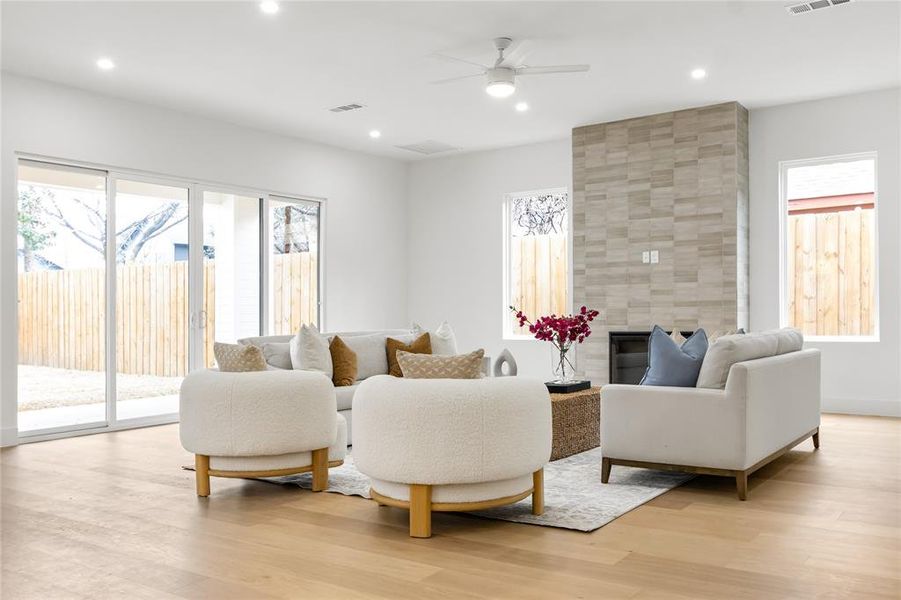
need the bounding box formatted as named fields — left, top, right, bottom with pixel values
left=430, top=37, right=590, bottom=98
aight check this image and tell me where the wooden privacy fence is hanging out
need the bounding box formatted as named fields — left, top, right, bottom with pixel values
left=18, top=252, right=317, bottom=376
left=787, top=208, right=875, bottom=336
left=509, top=234, right=568, bottom=335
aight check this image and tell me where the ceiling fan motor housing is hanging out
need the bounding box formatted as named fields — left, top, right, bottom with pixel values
left=486, top=67, right=515, bottom=86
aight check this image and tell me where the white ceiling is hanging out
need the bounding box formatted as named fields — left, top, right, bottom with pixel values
left=2, top=1, right=899, bottom=161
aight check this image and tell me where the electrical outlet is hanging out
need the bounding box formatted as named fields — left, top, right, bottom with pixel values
left=642, top=251, right=650, bottom=264
left=650, top=250, right=659, bottom=264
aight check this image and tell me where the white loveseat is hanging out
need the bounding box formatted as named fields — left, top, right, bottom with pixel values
left=239, top=329, right=413, bottom=444
left=601, top=332, right=821, bottom=500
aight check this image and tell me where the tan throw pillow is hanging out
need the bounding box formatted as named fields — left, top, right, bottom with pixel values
left=386, top=333, right=431, bottom=377
left=329, top=336, right=358, bottom=387
left=397, top=349, right=485, bottom=379
left=214, top=342, right=268, bottom=372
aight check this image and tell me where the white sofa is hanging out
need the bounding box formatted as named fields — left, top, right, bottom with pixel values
left=239, top=329, right=413, bottom=445
left=352, top=375, right=552, bottom=537
left=180, top=369, right=347, bottom=496
left=601, top=337, right=821, bottom=500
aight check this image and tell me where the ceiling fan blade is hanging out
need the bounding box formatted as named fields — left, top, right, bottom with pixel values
left=515, top=64, right=591, bottom=75
left=429, top=52, right=490, bottom=70
left=429, top=73, right=483, bottom=85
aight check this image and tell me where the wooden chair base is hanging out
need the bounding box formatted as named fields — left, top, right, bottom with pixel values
left=601, top=427, right=820, bottom=501
left=194, top=448, right=341, bottom=497
left=370, top=469, right=545, bottom=538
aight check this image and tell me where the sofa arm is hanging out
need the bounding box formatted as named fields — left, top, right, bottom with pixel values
left=726, top=348, right=821, bottom=469
left=179, top=369, right=337, bottom=457
left=601, top=384, right=747, bottom=470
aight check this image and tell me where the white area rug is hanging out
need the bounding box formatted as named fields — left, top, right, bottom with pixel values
left=265, top=448, right=692, bottom=532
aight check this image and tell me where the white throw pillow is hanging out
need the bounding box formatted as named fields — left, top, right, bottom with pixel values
left=695, top=331, right=778, bottom=389
left=342, top=333, right=404, bottom=381
left=289, top=324, right=333, bottom=378
left=411, top=321, right=458, bottom=356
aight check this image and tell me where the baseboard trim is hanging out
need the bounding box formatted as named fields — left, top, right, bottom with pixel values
left=822, top=397, right=901, bottom=418
left=1, top=426, right=18, bottom=447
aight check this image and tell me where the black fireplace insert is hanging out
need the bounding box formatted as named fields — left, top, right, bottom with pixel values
left=608, top=330, right=694, bottom=384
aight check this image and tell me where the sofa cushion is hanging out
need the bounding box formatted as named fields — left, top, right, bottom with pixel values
left=696, top=330, right=780, bottom=389
left=639, top=326, right=708, bottom=387
left=289, top=324, right=333, bottom=377
left=387, top=333, right=432, bottom=377
left=774, top=327, right=803, bottom=355
left=259, top=341, right=292, bottom=370
left=213, top=342, right=268, bottom=372
left=412, top=321, right=458, bottom=356
left=335, top=383, right=358, bottom=411
left=397, top=348, right=484, bottom=379
left=343, top=333, right=407, bottom=381
left=329, top=336, right=358, bottom=387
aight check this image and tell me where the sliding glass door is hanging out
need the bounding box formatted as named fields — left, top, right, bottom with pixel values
left=16, top=161, right=109, bottom=433
left=16, top=159, right=318, bottom=438
left=201, top=190, right=262, bottom=367
left=113, top=178, right=191, bottom=421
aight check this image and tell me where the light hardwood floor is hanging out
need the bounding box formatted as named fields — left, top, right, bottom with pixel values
left=2, top=414, right=899, bottom=599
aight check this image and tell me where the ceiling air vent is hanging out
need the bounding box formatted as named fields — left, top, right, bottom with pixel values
left=329, top=103, right=364, bottom=113
left=786, top=0, right=852, bottom=15
left=394, top=140, right=460, bottom=155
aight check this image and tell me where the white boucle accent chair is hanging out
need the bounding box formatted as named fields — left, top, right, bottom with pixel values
left=180, top=369, right=346, bottom=497
left=352, top=376, right=552, bottom=538
left=601, top=345, right=821, bottom=500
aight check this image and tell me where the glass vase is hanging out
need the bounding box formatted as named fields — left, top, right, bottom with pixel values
left=551, top=343, right=577, bottom=383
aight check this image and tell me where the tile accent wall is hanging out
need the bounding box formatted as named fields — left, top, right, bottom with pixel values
left=572, top=102, right=750, bottom=383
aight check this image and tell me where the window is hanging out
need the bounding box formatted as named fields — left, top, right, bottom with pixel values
left=503, top=188, right=569, bottom=337
left=268, top=196, right=321, bottom=335
left=781, top=153, right=878, bottom=338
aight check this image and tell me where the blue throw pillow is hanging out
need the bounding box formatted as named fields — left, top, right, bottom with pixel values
left=639, top=326, right=708, bottom=387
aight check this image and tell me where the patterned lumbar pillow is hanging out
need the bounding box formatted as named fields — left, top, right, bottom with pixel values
left=397, top=349, right=485, bottom=379
left=214, top=342, right=268, bottom=372
left=639, top=325, right=708, bottom=387
left=329, top=335, right=358, bottom=387
left=386, top=333, right=432, bottom=377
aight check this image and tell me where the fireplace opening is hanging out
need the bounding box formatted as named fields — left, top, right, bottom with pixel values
left=608, top=330, right=694, bottom=384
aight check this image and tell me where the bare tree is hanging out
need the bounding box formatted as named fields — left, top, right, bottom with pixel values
left=512, top=193, right=568, bottom=235
left=17, top=186, right=57, bottom=272
left=272, top=204, right=318, bottom=254
left=46, top=195, right=187, bottom=262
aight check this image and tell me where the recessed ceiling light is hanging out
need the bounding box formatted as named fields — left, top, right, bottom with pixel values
left=96, top=57, right=115, bottom=71
left=369, top=130, right=381, bottom=139
left=515, top=102, right=529, bottom=112
left=690, top=68, right=707, bottom=80
left=259, top=1, right=279, bottom=15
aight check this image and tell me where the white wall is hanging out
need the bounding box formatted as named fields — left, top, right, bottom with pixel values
left=750, top=88, right=901, bottom=417
left=406, top=139, right=572, bottom=380
left=0, top=74, right=409, bottom=444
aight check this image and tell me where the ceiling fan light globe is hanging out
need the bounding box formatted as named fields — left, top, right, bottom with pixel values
left=486, top=81, right=516, bottom=98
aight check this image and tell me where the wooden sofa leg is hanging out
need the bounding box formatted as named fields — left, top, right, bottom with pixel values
left=812, top=428, right=820, bottom=449
left=311, top=448, right=329, bottom=492
left=195, top=455, right=210, bottom=497
left=601, top=457, right=612, bottom=483
left=532, top=469, right=545, bottom=515
left=735, top=471, right=748, bottom=501
left=409, top=484, right=432, bottom=538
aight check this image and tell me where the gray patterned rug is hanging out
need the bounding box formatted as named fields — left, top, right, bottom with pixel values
left=265, top=448, right=692, bottom=532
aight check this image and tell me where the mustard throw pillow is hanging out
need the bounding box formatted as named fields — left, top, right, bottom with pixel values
left=329, top=335, right=358, bottom=386
left=386, top=333, right=431, bottom=377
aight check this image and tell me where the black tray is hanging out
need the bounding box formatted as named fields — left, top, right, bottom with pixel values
left=545, top=380, right=591, bottom=394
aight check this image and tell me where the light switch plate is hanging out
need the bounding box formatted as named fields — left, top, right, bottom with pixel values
left=642, top=251, right=650, bottom=264
left=650, top=250, right=659, bottom=264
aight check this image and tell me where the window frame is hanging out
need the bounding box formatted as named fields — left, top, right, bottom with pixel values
left=778, top=151, right=880, bottom=342
left=502, top=186, right=570, bottom=341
